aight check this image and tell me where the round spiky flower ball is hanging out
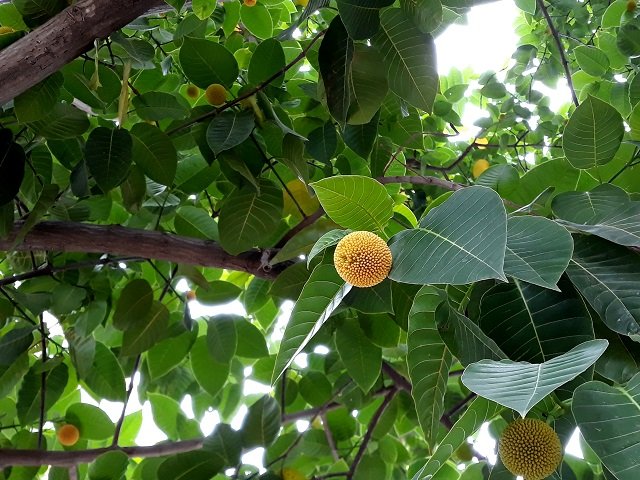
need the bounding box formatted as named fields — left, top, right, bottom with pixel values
left=334, top=231, right=392, bottom=288
left=499, top=418, right=563, bottom=480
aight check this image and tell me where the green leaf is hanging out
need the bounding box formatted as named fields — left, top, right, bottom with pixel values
left=475, top=164, right=519, bottom=195
left=192, top=0, right=216, bottom=19
left=272, top=262, right=351, bottom=383
left=461, top=339, right=608, bottom=417
left=12, top=183, right=59, bottom=248
left=343, top=111, right=379, bottom=159
left=562, top=96, right=624, bottom=169
left=348, top=45, right=388, bottom=125
left=240, top=3, right=273, bottom=39
left=17, top=363, right=68, bottom=424
left=66, top=403, right=114, bottom=440
left=298, top=371, right=333, bottom=406
left=122, top=301, right=170, bottom=356
left=407, top=286, right=453, bottom=445
left=389, top=186, right=507, bottom=284
left=29, top=103, right=89, bottom=139
left=206, top=110, right=255, bottom=156
left=179, top=37, right=239, bottom=89
left=566, top=235, right=640, bottom=337
left=241, top=395, right=281, bottom=448
left=401, top=0, right=443, bottom=33
left=158, top=451, right=221, bottom=480
left=593, top=316, right=640, bottom=384
left=412, top=397, right=503, bottom=480
left=131, top=123, right=177, bottom=186
left=248, top=38, right=285, bottom=86
left=148, top=392, right=183, bottom=440
left=335, top=318, right=381, bottom=393
left=0, top=353, right=29, bottom=398
left=147, top=330, right=196, bottom=380
left=307, top=229, right=351, bottom=267
left=83, top=342, right=126, bottom=402
left=0, top=130, right=26, bottom=206
left=573, top=373, right=640, bottom=480
left=234, top=319, right=269, bottom=358
left=85, top=127, right=133, bottom=192
left=132, top=92, right=190, bottom=121
left=190, top=336, right=229, bottom=397
left=552, top=184, right=640, bottom=247
left=196, top=281, right=242, bottom=305
left=617, top=18, right=640, bottom=57
left=14, top=73, right=63, bottom=123
left=174, top=206, right=219, bottom=241
left=311, top=175, right=394, bottom=232
left=89, top=451, right=129, bottom=480
left=337, top=0, right=394, bottom=40
left=113, top=279, right=153, bottom=331
left=306, top=122, right=338, bottom=164
left=218, top=179, right=283, bottom=254
left=0, top=327, right=34, bottom=366
left=207, top=315, right=237, bottom=363
left=574, top=45, right=610, bottom=77
left=504, top=216, right=574, bottom=289
left=203, top=423, right=242, bottom=467
left=319, top=16, right=353, bottom=125
left=372, top=8, right=438, bottom=112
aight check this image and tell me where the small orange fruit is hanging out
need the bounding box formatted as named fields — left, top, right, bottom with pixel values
left=186, top=290, right=197, bottom=301
left=57, top=424, right=80, bottom=447
left=334, top=231, right=392, bottom=288
left=627, top=0, right=637, bottom=11
left=244, top=0, right=257, bottom=6
left=205, top=83, right=227, bottom=106
left=186, top=84, right=199, bottom=99
left=472, top=159, right=490, bottom=179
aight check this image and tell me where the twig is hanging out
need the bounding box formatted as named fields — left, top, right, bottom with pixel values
left=536, top=0, right=579, bottom=107
left=167, top=30, right=326, bottom=135
left=381, top=361, right=411, bottom=392
left=377, top=176, right=465, bottom=191
left=111, top=355, right=141, bottom=447
left=347, top=389, right=397, bottom=479
left=321, top=412, right=340, bottom=462
left=274, top=208, right=325, bottom=249
left=37, top=313, right=47, bottom=449
left=446, top=393, right=476, bottom=418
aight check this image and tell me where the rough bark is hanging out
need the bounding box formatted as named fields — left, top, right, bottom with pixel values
left=0, top=0, right=164, bottom=105
left=0, top=221, right=283, bottom=279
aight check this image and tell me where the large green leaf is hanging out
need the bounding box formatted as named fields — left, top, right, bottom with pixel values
left=461, top=339, right=608, bottom=417
left=552, top=184, right=640, bottom=247
left=412, top=397, right=503, bottom=480
left=206, top=111, right=255, bottom=156
left=0, top=130, right=26, bottom=206
left=562, top=96, right=624, bottom=169
left=272, top=262, right=351, bottom=383
left=504, top=216, right=573, bottom=290
left=173, top=206, right=219, bottom=241
left=179, top=37, right=239, bottom=88
left=573, top=374, right=640, bottom=480
left=389, top=186, right=507, bottom=284
left=343, top=111, right=379, bottom=159
left=218, top=179, right=283, bottom=255
left=113, top=279, right=153, bottom=331
left=157, top=451, right=221, bottom=480
left=566, top=235, right=640, bottom=337
left=372, top=8, right=438, bottom=112
left=0, top=326, right=34, bottom=366
left=65, top=403, right=114, bottom=441
left=248, top=38, right=285, bottom=86
left=203, top=424, right=242, bottom=468
left=407, top=286, right=453, bottom=446
left=337, top=0, right=394, bottom=40
left=14, top=73, right=63, bottom=123
left=348, top=45, right=388, bottom=125
left=311, top=175, right=394, bottom=232
left=17, top=362, right=68, bottom=424
left=121, top=301, right=170, bottom=356
left=335, top=318, right=381, bottom=393
left=131, top=92, right=190, bottom=121
left=29, top=103, right=89, bottom=139
left=478, top=280, right=594, bottom=364
left=147, top=329, right=196, bottom=380
left=83, top=342, right=126, bottom=402
left=85, top=127, right=133, bottom=192
left=241, top=395, right=281, bottom=448
left=593, top=316, right=640, bottom=384
left=131, top=123, right=177, bottom=186
left=318, top=16, right=353, bottom=125
left=206, top=315, right=237, bottom=363
left=190, top=336, right=229, bottom=397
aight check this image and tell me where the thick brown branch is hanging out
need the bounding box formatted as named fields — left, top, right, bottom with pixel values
left=536, top=0, right=579, bottom=107
left=0, top=221, right=283, bottom=280
left=0, top=0, right=164, bottom=105
left=0, top=440, right=203, bottom=467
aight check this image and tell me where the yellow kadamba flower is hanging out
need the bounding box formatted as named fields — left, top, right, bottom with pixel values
left=334, top=231, right=392, bottom=288
left=499, top=418, right=563, bottom=480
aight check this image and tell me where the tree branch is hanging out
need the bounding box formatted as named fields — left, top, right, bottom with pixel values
left=0, top=0, right=166, bottom=105
left=536, top=0, right=579, bottom=107
left=377, top=176, right=465, bottom=191
left=0, top=439, right=204, bottom=467
left=0, top=221, right=284, bottom=280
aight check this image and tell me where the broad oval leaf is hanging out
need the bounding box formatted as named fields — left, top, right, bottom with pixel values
left=407, top=286, right=453, bottom=445
left=372, top=8, right=438, bottom=112
left=190, top=336, right=229, bottom=397
left=131, top=123, right=177, bottom=186
left=311, top=175, right=394, bottom=232
left=65, top=403, right=114, bottom=441
left=179, top=37, right=239, bottom=89
left=85, top=127, right=133, bottom=192
left=240, top=395, right=281, bottom=448
left=461, top=339, right=608, bottom=417
left=0, top=326, right=34, bottom=366
left=206, top=315, right=237, bottom=363
left=389, top=186, right=507, bottom=284
left=83, top=342, right=125, bottom=402
left=248, top=38, right=285, bottom=86
left=504, top=216, right=573, bottom=290
left=272, top=262, right=352, bottom=383
left=562, top=96, right=624, bottom=169
left=336, top=0, right=394, bottom=40
left=573, top=374, right=640, bottom=480
left=203, top=423, right=242, bottom=468
left=113, top=279, right=153, bottom=331
left=121, top=301, right=170, bottom=356
left=348, top=45, right=388, bottom=125
left=17, top=363, right=68, bottom=424
left=335, top=318, right=381, bottom=393
left=131, top=92, right=190, bottom=121
left=206, top=110, right=255, bottom=156
left=173, top=206, right=219, bottom=241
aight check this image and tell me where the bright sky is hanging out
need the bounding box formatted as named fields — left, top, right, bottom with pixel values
left=42, top=2, right=580, bottom=476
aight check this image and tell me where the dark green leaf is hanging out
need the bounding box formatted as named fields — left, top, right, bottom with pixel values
left=85, top=127, right=133, bottom=192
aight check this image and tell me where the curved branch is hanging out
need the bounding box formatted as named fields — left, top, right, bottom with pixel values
left=0, top=440, right=203, bottom=467
left=0, top=221, right=283, bottom=280
left=0, top=0, right=164, bottom=105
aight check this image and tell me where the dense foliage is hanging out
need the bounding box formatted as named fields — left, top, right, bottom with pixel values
left=1, top=0, right=640, bottom=478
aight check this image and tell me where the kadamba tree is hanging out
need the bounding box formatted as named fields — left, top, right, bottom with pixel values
left=0, top=0, right=639, bottom=479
